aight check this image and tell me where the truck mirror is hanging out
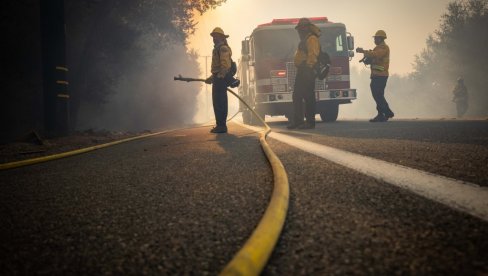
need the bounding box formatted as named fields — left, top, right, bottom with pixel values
left=348, top=50, right=355, bottom=58
left=347, top=35, right=354, bottom=50
left=242, top=40, right=250, bottom=55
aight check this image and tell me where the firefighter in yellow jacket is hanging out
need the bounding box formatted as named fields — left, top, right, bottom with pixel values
left=288, top=18, right=320, bottom=129
left=357, top=30, right=395, bottom=122
left=205, top=27, right=232, bottom=133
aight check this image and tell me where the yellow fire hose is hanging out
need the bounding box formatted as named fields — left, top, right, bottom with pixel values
left=0, top=130, right=175, bottom=170
left=174, top=75, right=290, bottom=276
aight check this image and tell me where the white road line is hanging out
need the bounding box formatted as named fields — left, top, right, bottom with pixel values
left=237, top=122, right=488, bottom=222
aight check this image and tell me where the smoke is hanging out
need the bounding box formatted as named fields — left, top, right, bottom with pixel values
left=76, top=45, right=202, bottom=131
left=341, top=61, right=479, bottom=120
left=340, top=66, right=376, bottom=119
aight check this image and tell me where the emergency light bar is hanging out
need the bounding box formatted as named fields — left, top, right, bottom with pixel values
left=257, top=17, right=329, bottom=28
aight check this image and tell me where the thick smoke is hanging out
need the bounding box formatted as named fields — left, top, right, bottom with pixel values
left=76, top=45, right=201, bottom=131
left=341, top=63, right=481, bottom=119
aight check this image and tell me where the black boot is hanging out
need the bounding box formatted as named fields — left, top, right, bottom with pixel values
left=298, top=121, right=315, bottom=129
left=210, top=126, right=228, bottom=133
left=385, top=111, right=395, bottom=120
left=369, top=114, right=386, bottom=122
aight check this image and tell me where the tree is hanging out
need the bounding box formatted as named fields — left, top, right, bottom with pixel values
left=412, top=0, right=488, bottom=116
left=0, top=0, right=43, bottom=143
left=1, top=0, right=227, bottom=142
left=65, top=0, right=226, bottom=130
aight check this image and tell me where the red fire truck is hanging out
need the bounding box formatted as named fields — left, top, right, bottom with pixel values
left=238, top=17, right=356, bottom=124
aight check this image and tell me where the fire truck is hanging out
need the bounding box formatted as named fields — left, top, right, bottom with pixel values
left=238, top=17, right=356, bottom=124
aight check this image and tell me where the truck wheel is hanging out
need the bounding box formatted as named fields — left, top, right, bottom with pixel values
left=320, top=104, right=339, bottom=122
left=242, top=110, right=252, bottom=124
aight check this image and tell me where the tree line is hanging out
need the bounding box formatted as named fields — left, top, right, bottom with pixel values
left=1, top=0, right=225, bottom=142
left=409, top=0, right=487, bottom=116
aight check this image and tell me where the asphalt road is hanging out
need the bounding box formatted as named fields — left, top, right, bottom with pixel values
left=1, top=119, right=487, bottom=274
left=0, top=125, right=271, bottom=275
left=268, top=119, right=488, bottom=186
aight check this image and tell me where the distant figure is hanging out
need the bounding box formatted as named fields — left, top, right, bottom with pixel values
left=356, top=30, right=394, bottom=122
left=205, top=27, right=233, bottom=133
left=452, top=77, right=469, bottom=118
left=287, top=18, right=320, bottom=129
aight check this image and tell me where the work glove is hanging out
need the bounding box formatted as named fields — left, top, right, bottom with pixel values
left=205, top=76, right=213, bottom=84
left=356, top=47, right=364, bottom=53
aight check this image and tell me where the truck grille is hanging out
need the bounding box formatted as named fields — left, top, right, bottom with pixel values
left=286, top=62, right=327, bottom=91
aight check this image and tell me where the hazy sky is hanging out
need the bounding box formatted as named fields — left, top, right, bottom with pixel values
left=187, top=0, right=453, bottom=121
left=189, top=0, right=452, bottom=76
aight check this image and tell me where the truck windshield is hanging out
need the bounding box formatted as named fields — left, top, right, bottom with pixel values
left=253, top=29, right=296, bottom=60
left=253, top=26, right=347, bottom=60
left=320, top=27, right=348, bottom=57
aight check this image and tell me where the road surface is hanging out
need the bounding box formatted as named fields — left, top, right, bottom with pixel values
left=1, top=119, right=487, bottom=274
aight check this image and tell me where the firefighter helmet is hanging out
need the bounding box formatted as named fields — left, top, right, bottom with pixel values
left=374, top=30, right=387, bottom=38
left=295, top=18, right=312, bottom=30
left=210, top=27, right=229, bottom=38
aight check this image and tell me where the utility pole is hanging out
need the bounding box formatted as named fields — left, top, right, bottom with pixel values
left=40, top=0, right=69, bottom=136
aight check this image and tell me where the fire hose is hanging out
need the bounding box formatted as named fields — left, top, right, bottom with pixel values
left=174, top=75, right=289, bottom=276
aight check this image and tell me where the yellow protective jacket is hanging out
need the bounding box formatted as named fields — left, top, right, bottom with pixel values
left=294, top=24, right=320, bottom=69
left=211, top=41, right=232, bottom=79
left=363, top=41, right=390, bottom=77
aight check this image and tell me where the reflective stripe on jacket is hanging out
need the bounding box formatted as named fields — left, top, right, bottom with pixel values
left=211, top=42, right=232, bottom=78
left=364, top=41, right=390, bottom=77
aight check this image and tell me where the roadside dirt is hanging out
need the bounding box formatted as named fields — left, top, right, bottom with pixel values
left=0, top=130, right=146, bottom=164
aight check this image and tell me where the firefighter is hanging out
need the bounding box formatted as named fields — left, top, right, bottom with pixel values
left=287, top=18, right=320, bottom=129
left=356, top=30, right=395, bottom=122
left=205, top=27, right=233, bottom=133
left=452, top=77, right=468, bottom=118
